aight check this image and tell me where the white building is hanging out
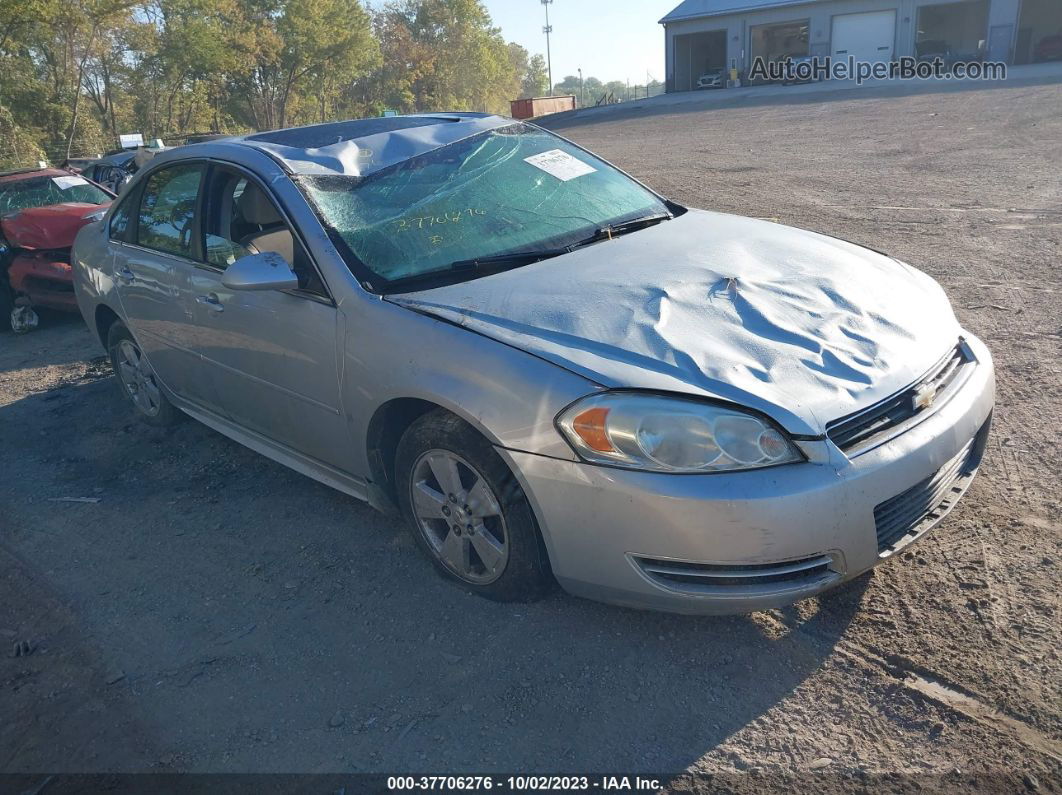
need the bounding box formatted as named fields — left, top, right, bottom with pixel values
left=661, top=0, right=1062, bottom=91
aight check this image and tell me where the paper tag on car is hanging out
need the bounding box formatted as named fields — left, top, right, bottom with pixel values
left=52, top=175, right=88, bottom=190
left=524, top=150, right=596, bottom=182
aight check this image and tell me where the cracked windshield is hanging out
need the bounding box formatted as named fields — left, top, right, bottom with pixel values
left=300, top=124, right=667, bottom=285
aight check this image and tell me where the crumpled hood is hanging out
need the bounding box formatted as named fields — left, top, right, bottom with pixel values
left=390, top=209, right=961, bottom=435
left=1, top=202, right=107, bottom=250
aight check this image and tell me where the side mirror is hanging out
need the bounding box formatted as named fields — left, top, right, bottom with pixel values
left=221, top=252, right=299, bottom=292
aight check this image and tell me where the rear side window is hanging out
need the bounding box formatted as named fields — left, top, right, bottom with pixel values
left=136, top=164, right=203, bottom=258
left=108, top=194, right=134, bottom=241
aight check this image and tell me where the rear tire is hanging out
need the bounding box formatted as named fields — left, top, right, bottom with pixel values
left=106, top=320, right=182, bottom=427
left=395, top=409, right=552, bottom=602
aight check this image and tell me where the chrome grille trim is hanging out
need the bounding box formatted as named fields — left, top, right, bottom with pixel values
left=827, top=341, right=971, bottom=455
left=632, top=552, right=842, bottom=596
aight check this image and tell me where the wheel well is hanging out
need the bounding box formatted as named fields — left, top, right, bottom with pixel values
left=94, top=304, right=121, bottom=347
left=365, top=398, right=554, bottom=574
left=365, top=398, right=440, bottom=507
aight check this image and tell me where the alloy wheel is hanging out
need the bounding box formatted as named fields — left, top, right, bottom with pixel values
left=115, top=339, right=162, bottom=417
left=409, top=449, right=509, bottom=584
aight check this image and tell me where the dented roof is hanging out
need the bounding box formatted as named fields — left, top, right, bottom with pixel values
left=228, top=113, right=514, bottom=178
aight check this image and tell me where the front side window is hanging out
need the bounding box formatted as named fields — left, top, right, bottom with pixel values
left=203, top=173, right=254, bottom=268
left=0, top=174, right=112, bottom=215
left=136, top=164, right=203, bottom=258
left=202, top=167, right=326, bottom=296
left=299, top=124, right=669, bottom=290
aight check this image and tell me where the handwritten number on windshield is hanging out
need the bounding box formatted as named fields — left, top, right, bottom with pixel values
left=394, top=208, right=486, bottom=232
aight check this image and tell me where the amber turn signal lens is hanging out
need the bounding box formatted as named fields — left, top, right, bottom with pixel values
left=572, top=406, right=614, bottom=452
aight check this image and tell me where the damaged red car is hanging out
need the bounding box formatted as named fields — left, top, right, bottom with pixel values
left=0, top=168, right=114, bottom=332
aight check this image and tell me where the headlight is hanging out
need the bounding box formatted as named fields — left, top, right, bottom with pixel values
left=82, top=208, right=108, bottom=222
left=556, top=392, right=803, bottom=473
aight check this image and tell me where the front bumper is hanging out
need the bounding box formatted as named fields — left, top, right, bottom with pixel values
left=9, top=252, right=78, bottom=311
left=499, top=333, right=995, bottom=614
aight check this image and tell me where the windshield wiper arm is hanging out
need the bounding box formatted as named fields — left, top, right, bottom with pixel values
left=438, top=212, right=672, bottom=274
left=570, top=212, right=673, bottom=249
left=447, top=246, right=572, bottom=271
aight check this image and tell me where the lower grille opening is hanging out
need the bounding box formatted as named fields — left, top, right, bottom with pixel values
left=633, top=552, right=841, bottom=596
left=874, top=415, right=991, bottom=556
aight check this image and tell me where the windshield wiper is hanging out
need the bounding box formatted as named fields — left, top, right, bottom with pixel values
left=446, top=213, right=672, bottom=272
left=447, top=246, right=573, bottom=271
left=594, top=209, right=666, bottom=239
left=608, top=211, right=673, bottom=235
left=573, top=212, right=673, bottom=247
left=384, top=212, right=674, bottom=292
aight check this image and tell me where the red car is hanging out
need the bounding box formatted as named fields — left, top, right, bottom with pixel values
left=0, top=168, right=114, bottom=332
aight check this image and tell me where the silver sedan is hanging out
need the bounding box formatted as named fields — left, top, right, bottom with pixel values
left=72, top=114, right=994, bottom=613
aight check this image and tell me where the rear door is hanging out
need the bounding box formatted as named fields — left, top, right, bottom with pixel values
left=112, top=162, right=206, bottom=402
left=185, top=163, right=350, bottom=470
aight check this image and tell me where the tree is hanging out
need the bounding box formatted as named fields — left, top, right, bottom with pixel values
left=522, top=53, right=547, bottom=98
left=368, top=0, right=518, bottom=115
left=507, top=41, right=528, bottom=98
left=553, top=74, right=601, bottom=107
left=13, top=0, right=136, bottom=157
left=230, top=0, right=379, bottom=131
left=506, top=43, right=547, bottom=100
left=603, top=80, right=626, bottom=101
left=0, top=0, right=544, bottom=167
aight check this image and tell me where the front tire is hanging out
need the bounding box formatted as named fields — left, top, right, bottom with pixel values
left=395, top=409, right=552, bottom=602
left=107, top=320, right=182, bottom=427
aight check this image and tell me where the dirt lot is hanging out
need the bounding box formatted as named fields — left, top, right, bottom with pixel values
left=2, top=77, right=1060, bottom=790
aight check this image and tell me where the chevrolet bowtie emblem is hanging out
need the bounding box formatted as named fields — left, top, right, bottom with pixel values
left=912, top=382, right=938, bottom=411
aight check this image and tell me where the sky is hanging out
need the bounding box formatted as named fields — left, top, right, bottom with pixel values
left=482, top=0, right=679, bottom=86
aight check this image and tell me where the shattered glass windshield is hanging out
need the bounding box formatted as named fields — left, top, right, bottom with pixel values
left=299, top=124, right=668, bottom=288
left=0, top=175, right=111, bottom=215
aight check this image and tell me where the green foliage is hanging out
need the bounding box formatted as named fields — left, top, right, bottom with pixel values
left=522, top=53, right=548, bottom=98
left=374, top=0, right=519, bottom=115
left=553, top=74, right=601, bottom=107
left=0, top=0, right=550, bottom=167
left=553, top=74, right=664, bottom=108
left=0, top=104, right=46, bottom=170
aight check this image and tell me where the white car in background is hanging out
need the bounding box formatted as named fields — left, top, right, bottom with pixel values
left=696, top=69, right=725, bottom=89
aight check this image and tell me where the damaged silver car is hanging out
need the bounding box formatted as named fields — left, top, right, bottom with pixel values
left=72, top=114, right=994, bottom=613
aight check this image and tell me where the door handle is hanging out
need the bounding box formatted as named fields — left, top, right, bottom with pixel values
left=116, top=267, right=135, bottom=284
left=196, top=293, right=224, bottom=312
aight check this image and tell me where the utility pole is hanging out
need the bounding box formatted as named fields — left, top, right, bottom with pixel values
left=578, top=67, right=584, bottom=107
left=542, top=0, right=554, bottom=96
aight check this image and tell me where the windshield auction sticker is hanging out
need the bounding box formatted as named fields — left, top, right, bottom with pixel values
left=524, top=149, right=596, bottom=182
left=52, top=175, right=88, bottom=190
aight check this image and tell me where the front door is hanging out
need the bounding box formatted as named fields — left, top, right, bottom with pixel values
left=186, top=164, right=350, bottom=471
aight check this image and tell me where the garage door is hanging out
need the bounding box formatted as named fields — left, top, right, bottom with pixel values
left=831, top=10, right=896, bottom=63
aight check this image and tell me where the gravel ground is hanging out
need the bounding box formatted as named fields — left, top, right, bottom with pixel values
left=2, top=77, right=1060, bottom=791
